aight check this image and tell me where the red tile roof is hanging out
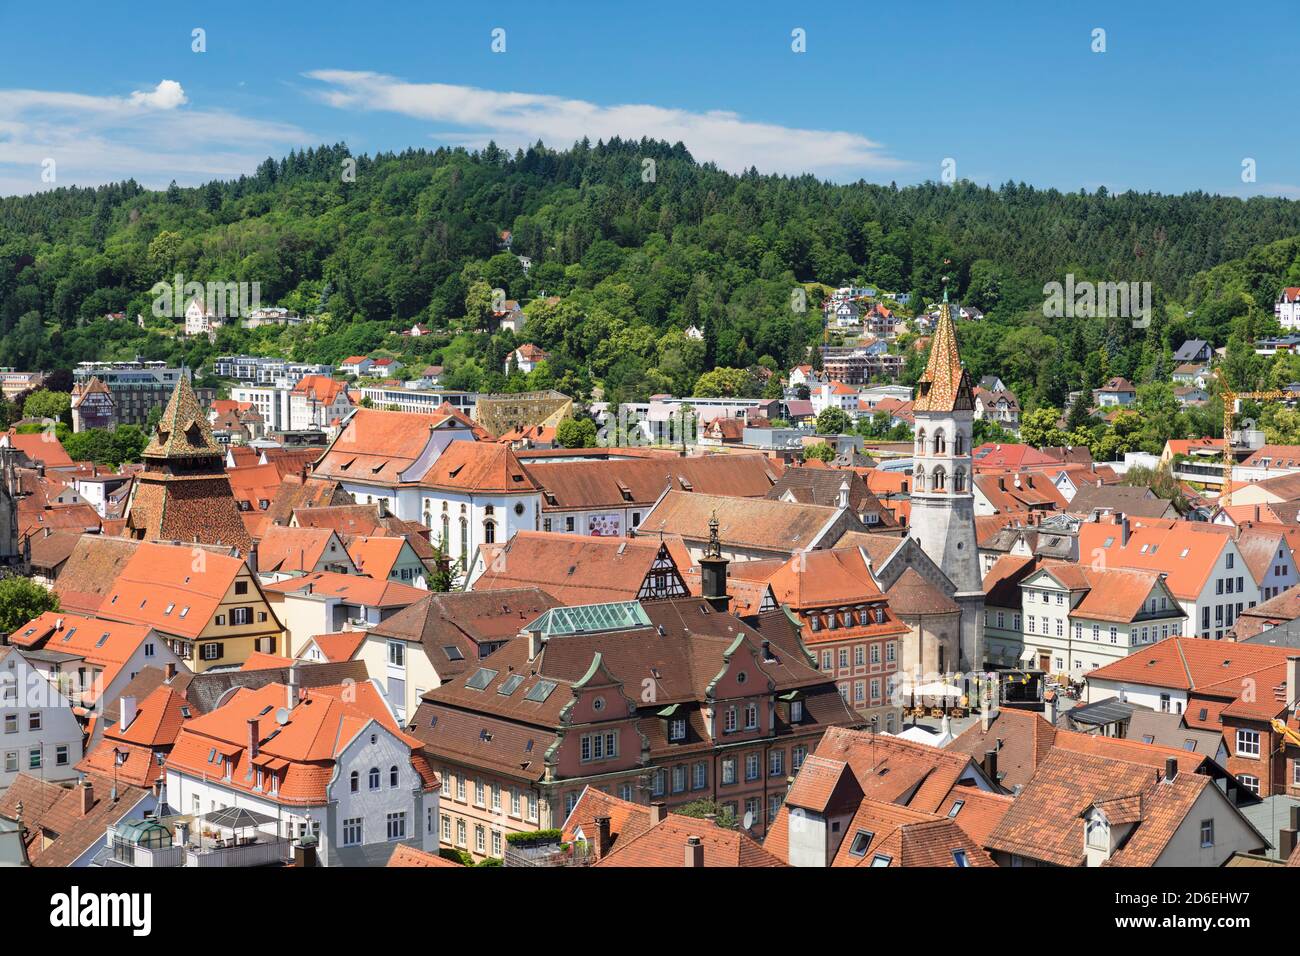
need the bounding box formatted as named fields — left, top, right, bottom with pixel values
left=262, top=570, right=426, bottom=609
left=1086, top=636, right=1293, bottom=692
left=471, top=531, right=693, bottom=606
left=166, top=682, right=437, bottom=806
left=9, top=612, right=156, bottom=705
left=387, top=843, right=461, bottom=867
left=95, top=541, right=262, bottom=641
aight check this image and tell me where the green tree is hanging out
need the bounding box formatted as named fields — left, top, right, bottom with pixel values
left=692, top=367, right=755, bottom=398
left=674, top=798, right=738, bottom=829
left=0, top=577, right=59, bottom=633
left=1064, top=390, right=1095, bottom=432
left=1019, top=406, right=1066, bottom=449
left=814, top=407, right=853, bottom=435
left=803, top=442, right=836, bottom=463
left=22, top=390, right=71, bottom=424
left=556, top=417, right=598, bottom=448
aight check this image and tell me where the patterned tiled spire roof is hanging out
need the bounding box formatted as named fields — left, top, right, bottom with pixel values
left=143, top=377, right=223, bottom=460
left=913, top=283, right=974, bottom=413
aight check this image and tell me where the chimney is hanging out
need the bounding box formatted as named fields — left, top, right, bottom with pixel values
left=527, top=627, right=543, bottom=661
left=1119, top=512, right=1130, bottom=547
left=684, top=835, right=704, bottom=868
left=838, top=478, right=851, bottom=509
left=247, top=717, right=260, bottom=760
left=287, top=662, right=301, bottom=711
left=1279, top=824, right=1298, bottom=862
left=593, top=815, right=611, bottom=860
left=119, top=696, right=137, bottom=731
left=650, top=801, right=666, bottom=825
left=1044, top=690, right=1058, bottom=726
left=1164, top=756, right=1178, bottom=782
left=79, top=780, right=94, bottom=816
left=981, top=675, right=1000, bottom=732
left=1287, top=656, right=1300, bottom=709
left=983, top=748, right=998, bottom=783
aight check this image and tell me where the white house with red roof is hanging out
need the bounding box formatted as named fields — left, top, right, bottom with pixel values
left=508, top=344, right=550, bottom=374
left=164, top=673, right=439, bottom=866
left=810, top=381, right=861, bottom=418
left=8, top=612, right=184, bottom=716
left=339, top=356, right=374, bottom=377
left=312, top=407, right=539, bottom=571
left=1277, top=287, right=1300, bottom=330
left=0, top=645, right=84, bottom=790
left=1078, top=517, right=1260, bottom=641
left=290, top=374, right=353, bottom=432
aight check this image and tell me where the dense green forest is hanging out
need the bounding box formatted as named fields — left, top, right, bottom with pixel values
left=3, top=138, right=1300, bottom=441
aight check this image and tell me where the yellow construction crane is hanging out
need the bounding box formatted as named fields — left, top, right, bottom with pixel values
left=1220, top=389, right=1288, bottom=508
left=1270, top=718, right=1300, bottom=751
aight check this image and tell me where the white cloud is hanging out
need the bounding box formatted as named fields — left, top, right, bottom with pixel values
left=128, top=79, right=188, bottom=110
left=304, top=69, right=906, bottom=177
left=0, top=80, right=311, bottom=195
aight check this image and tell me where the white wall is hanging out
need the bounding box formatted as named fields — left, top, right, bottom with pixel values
left=0, top=652, right=84, bottom=790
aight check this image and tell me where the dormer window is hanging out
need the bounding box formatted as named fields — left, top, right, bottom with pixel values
left=790, top=700, right=804, bottom=723
left=668, top=718, right=687, bottom=742
left=1086, top=817, right=1108, bottom=850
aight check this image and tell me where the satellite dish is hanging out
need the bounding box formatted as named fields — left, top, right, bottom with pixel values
left=274, top=707, right=290, bottom=726
left=742, top=810, right=755, bottom=830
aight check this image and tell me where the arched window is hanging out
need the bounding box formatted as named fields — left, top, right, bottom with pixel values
left=933, top=429, right=947, bottom=455
left=349, top=770, right=359, bottom=793
left=441, top=514, right=450, bottom=551
left=913, top=465, right=925, bottom=492
left=915, top=428, right=926, bottom=455
left=389, top=765, right=399, bottom=788
left=368, top=767, right=380, bottom=791
left=459, top=518, right=469, bottom=566
left=483, top=520, right=496, bottom=545
left=954, top=467, right=967, bottom=493
left=933, top=467, right=947, bottom=491
left=953, top=432, right=965, bottom=456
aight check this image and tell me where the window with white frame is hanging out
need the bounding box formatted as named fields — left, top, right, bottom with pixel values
left=1236, top=729, right=1260, bottom=758
left=342, top=818, right=363, bottom=846
left=721, top=757, right=736, bottom=785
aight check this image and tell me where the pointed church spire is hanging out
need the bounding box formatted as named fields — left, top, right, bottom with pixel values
left=143, top=377, right=223, bottom=461
left=913, top=272, right=974, bottom=413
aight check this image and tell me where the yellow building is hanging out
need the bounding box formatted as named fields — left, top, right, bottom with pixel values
left=97, top=540, right=283, bottom=672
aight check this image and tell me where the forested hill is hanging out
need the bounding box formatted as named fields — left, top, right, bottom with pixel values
left=2, top=138, right=1299, bottom=409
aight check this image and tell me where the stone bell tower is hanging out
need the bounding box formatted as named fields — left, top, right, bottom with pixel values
left=908, top=279, right=984, bottom=669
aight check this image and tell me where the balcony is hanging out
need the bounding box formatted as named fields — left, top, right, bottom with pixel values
left=185, top=834, right=290, bottom=868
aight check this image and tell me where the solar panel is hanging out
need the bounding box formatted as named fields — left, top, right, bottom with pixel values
left=465, top=668, right=497, bottom=690
left=524, top=679, right=557, bottom=702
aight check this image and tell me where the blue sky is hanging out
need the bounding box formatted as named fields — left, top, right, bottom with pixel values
left=1, top=0, right=1296, bottom=197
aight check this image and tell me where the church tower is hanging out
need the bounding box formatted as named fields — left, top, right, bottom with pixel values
left=123, top=378, right=252, bottom=551
left=909, top=280, right=984, bottom=669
